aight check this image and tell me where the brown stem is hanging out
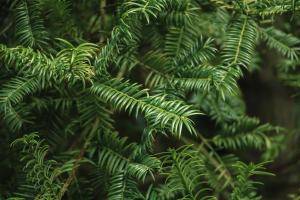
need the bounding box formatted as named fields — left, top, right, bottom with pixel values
left=116, top=65, right=127, bottom=79
left=181, top=134, right=234, bottom=189
left=58, top=118, right=100, bottom=199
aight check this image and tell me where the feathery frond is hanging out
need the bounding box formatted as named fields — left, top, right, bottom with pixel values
left=213, top=116, right=280, bottom=150
left=230, top=161, right=273, bottom=200
left=222, top=16, right=257, bottom=68
left=10, top=133, right=62, bottom=199
left=14, top=0, right=49, bottom=48
left=0, top=0, right=297, bottom=199
left=90, top=79, right=200, bottom=136
left=260, top=27, right=300, bottom=60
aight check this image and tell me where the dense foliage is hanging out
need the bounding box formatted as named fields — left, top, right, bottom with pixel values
left=1, top=0, right=300, bottom=199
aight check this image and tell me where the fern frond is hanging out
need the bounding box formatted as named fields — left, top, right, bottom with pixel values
left=247, top=2, right=299, bottom=16
left=213, top=66, right=240, bottom=97
left=97, top=146, right=132, bottom=175
left=0, top=77, right=39, bottom=108
left=159, top=0, right=199, bottom=26
left=124, top=0, right=165, bottom=23
left=0, top=43, right=96, bottom=87
left=0, top=77, right=39, bottom=131
left=39, top=0, right=76, bottom=38
left=0, top=0, right=295, bottom=198
left=108, top=172, right=143, bottom=200
left=173, top=65, right=216, bottom=92
left=196, top=91, right=245, bottom=124
left=128, top=155, right=160, bottom=181
left=93, top=131, right=159, bottom=181
left=90, top=79, right=148, bottom=115
left=277, top=58, right=300, bottom=72
left=140, top=50, right=218, bottom=92
left=175, top=37, right=217, bottom=66
left=160, top=145, right=216, bottom=200
left=91, top=79, right=199, bottom=136
left=95, top=0, right=165, bottom=74
left=108, top=172, right=127, bottom=200
left=230, top=161, right=273, bottom=200
left=77, top=95, right=114, bottom=132
left=140, top=51, right=217, bottom=92
left=222, top=16, right=257, bottom=68
left=55, top=40, right=98, bottom=85
left=260, top=27, right=300, bottom=60
left=11, top=133, right=62, bottom=199
left=139, top=50, right=173, bottom=87
left=0, top=103, right=32, bottom=131
left=15, top=0, right=49, bottom=48
left=213, top=117, right=280, bottom=150
left=164, top=27, right=194, bottom=58
left=201, top=154, right=238, bottom=192
left=94, top=20, right=139, bottom=75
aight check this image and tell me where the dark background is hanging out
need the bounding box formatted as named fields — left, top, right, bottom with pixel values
left=240, top=51, right=300, bottom=199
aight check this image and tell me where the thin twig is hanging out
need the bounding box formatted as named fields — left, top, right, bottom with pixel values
left=58, top=118, right=100, bottom=199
